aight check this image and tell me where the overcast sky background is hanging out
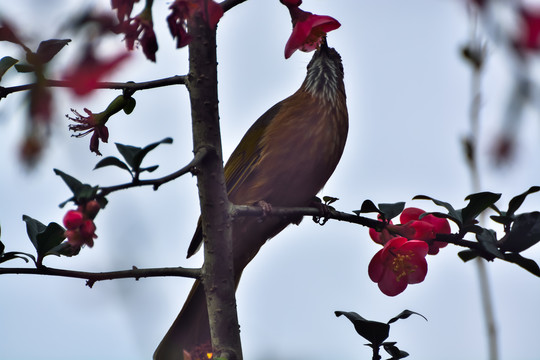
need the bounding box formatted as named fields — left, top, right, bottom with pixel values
left=1, top=0, right=540, bottom=359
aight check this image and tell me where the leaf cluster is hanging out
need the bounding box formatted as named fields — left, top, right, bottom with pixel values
left=335, top=310, right=426, bottom=359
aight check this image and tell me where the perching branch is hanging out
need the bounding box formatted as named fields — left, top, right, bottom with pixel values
left=0, top=265, right=200, bottom=288
left=98, top=146, right=209, bottom=196
left=0, top=75, right=187, bottom=100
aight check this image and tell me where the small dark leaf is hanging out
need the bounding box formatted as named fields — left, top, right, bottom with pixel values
left=0, top=56, right=18, bottom=81
left=0, top=251, right=36, bottom=265
left=54, top=168, right=98, bottom=205
left=476, top=228, right=503, bottom=259
left=388, top=310, right=427, bottom=325
left=139, top=165, right=159, bottom=173
left=356, top=200, right=380, bottom=215
left=378, top=202, right=406, bottom=221
left=500, top=212, right=540, bottom=252
left=46, top=241, right=79, bottom=258
left=503, top=253, right=540, bottom=277
left=507, top=186, right=540, bottom=217
left=462, top=192, right=501, bottom=224
left=458, top=249, right=479, bottom=262
left=323, top=196, right=339, bottom=205
left=33, top=38, right=71, bottom=64
left=490, top=214, right=512, bottom=226
left=14, top=63, right=35, bottom=73
left=94, top=156, right=132, bottom=175
left=383, top=342, right=409, bottom=359
left=413, top=195, right=462, bottom=224
left=335, top=311, right=390, bottom=346
left=132, top=137, right=173, bottom=172
left=123, top=97, right=136, bottom=114
left=115, top=143, right=141, bottom=169
left=54, top=168, right=84, bottom=196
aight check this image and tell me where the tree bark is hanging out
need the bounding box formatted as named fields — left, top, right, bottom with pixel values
left=187, top=12, right=243, bottom=360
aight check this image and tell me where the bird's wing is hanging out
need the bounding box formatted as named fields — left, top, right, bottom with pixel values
left=186, top=102, right=283, bottom=258
left=223, top=102, right=282, bottom=198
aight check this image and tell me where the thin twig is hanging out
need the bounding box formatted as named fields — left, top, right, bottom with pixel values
left=0, top=265, right=200, bottom=288
left=0, top=75, right=187, bottom=99
left=98, top=146, right=209, bottom=196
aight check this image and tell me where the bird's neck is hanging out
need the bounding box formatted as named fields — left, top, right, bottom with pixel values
left=302, top=56, right=345, bottom=104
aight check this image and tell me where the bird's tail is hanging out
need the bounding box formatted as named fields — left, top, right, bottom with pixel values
left=154, top=279, right=211, bottom=360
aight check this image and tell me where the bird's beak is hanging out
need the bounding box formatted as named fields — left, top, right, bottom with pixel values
left=319, top=36, right=329, bottom=53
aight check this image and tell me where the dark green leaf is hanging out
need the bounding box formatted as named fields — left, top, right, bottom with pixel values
left=507, top=186, right=540, bottom=217
left=500, top=212, right=540, bottom=252
left=14, top=63, right=35, bottom=73
left=504, top=253, right=540, bottom=277
left=22, top=215, right=66, bottom=262
left=356, top=200, right=380, bottom=215
left=458, top=249, right=479, bottom=262
left=123, top=97, right=136, bottom=114
left=490, top=215, right=512, bottom=226
left=335, top=311, right=390, bottom=346
left=132, top=137, right=173, bottom=172
left=378, top=202, right=405, bottom=221
left=323, top=196, right=339, bottom=205
left=94, top=156, right=132, bottom=175
left=387, top=310, right=427, bottom=325
left=462, top=192, right=501, bottom=223
left=413, top=195, right=462, bottom=224
left=33, top=38, right=71, bottom=64
left=54, top=168, right=98, bottom=205
left=46, top=242, right=79, bottom=258
left=54, top=168, right=84, bottom=196
left=115, top=143, right=141, bottom=169
left=476, top=228, right=503, bottom=259
left=36, top=222, right=66, bottom=258
left=22, top=214, right=46, bottom=250
left=0, top=56, right=18, bottom=81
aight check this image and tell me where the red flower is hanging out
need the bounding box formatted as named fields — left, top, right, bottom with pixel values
left=62, top=49, right=130, bottom=97
left=400, top=207, right=451, bottom=255
left=167, top=0, right=223, bottom=49
left=369, top=215, right=394, bottom=245
left=369, top=207, right=451, bottom=255
left=368, top=237, right=429, bottom=296
left=67, top=108, right=109, bottom=155
left=63, top=210, right=84, bottom=230
left=514, top=8, right=540, bottom=52
left=281, top=2, right=340, bottom=58
left=63, top=202, right=100, bottom=249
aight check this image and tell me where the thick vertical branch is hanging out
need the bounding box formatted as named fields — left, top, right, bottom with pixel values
left=187, top=13, right=242, bottom=360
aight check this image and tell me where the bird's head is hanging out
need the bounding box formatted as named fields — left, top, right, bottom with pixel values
left=303, top=37, right=345, bottom=102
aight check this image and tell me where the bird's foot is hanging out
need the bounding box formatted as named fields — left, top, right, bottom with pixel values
left=310, top=197, right=332, bottom=225
left=256, top=200, right=273, bottom=217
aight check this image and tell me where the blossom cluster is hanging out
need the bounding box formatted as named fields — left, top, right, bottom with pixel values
left=63, top=200, right=101, bottom=249
left=368, top=207, right=451, bottom=296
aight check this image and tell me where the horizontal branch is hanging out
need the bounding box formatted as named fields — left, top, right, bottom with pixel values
left=0, top=75, right=187, bottom=99
left=231, top=204, right=384, bottom=229
left=0, top=265, right=200, bottom=288
left=98, top=146, right=209, bottom=196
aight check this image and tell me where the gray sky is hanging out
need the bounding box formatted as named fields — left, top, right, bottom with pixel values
left=1, top=0, right=540, bottom=359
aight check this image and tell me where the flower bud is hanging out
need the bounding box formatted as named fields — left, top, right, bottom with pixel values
left=63, top=210, right=83, bottom=230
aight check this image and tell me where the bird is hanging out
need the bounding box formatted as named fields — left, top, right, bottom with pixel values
left=154, top=38, right=348, bottom=360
